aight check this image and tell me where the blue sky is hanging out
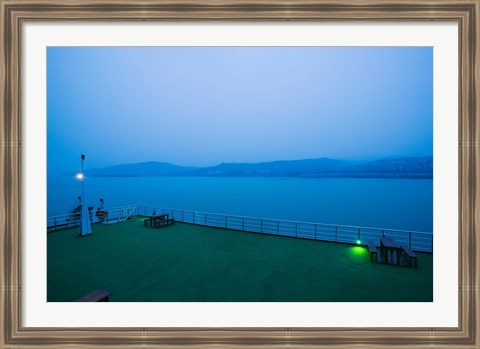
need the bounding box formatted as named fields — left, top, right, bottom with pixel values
left=47, top=46, right=432, bottom=175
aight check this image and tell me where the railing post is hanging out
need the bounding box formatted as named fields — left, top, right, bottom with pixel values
left=242, top=217, right=245, bottom=231
left=277, top=221, right=280, bottom=235
left=409, top=232, right=412, bottom=249
left=358, top=227, right=360, bottom=243
left=295, top=222, right=298, bottom=237
left=182, top=210, right=184, bottom=222
left=225, top=216, right=227, bottom=228
left=382, top=229, right=385, bottom=237
left=315, top=224, right=317, bottom=240
left=193, top=212, right=196, bottom=224
left=260, top=219, right=263, bottom=233
left=335, top=226, right=338, bottom=242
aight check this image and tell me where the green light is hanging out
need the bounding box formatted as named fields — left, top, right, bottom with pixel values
left=356, top=240, right=361, bottom=244
left=352, top=246, right=367, bottom=255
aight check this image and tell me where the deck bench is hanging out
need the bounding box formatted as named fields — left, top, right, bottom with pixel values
left=153, top=218, right=175, bottom=228
left=76, top=289, right=111, bottom=302
left=401, top=246, right=418, bottom=267
left=367, top=241, right=378, bottom=263
left=144, top=215, right=175, bottom=228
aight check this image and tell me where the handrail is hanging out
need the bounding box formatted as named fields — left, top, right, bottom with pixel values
left=47, top=205, right=138, bottom=221
left=138, top=205, right=433, bottom=252
left=47, top=205, right=138, bottom=232
left=47, top=204, right=433, bottom=252
left=138, top=205, right=432, bottom=235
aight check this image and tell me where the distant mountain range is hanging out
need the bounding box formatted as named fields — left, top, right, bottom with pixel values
left=85, top=161, right=197, bottom=177
left=79, top=156, right=433, bottom=179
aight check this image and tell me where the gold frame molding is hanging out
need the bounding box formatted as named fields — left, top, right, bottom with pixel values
left=1, top=0, right=479, bottom=348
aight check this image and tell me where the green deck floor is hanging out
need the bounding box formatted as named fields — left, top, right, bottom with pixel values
left=47, top=218, right=433, bottom=302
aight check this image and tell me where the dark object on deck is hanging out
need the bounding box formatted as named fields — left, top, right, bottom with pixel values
left=76, top=289, right=111, bottom=302
left=144, top=214, right=175, bottom=228
left=380, top=236, right=401, bottom=265
left=367, top=241, right=378, bottom=263
left=95, top=209, right=107, bottom=222
left=401, top=245, right=418, bottom=267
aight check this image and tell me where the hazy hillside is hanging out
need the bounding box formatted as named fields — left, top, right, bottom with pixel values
left=342, top=157, right=433, bottom=177
left=86, top=161, right=196, bottom=177
left=184, top=158, right=349, bottom=177
left=82, top=156, right=433, bottom=179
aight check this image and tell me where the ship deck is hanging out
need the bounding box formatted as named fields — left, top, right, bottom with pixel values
left=47, top=217, right=433, bottom=302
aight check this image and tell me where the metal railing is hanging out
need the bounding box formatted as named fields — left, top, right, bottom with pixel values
left=137, top=205, right=433, bottom=252
left=47, top=205, right=432, bottom=252
left=47, top=205, right=138, bottom=232
left=109, top=206, right=137, bottom=224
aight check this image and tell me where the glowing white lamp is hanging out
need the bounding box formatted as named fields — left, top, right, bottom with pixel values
left=78, top=153, right=92, bottom=237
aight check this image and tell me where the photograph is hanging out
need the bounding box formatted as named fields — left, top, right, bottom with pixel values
left=3, top=0, right=478, bottom=346
left=46, top=46, right=433, bottom=302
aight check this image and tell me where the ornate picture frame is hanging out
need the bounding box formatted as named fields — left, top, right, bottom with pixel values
left=1, top=0, right=478, bottom=348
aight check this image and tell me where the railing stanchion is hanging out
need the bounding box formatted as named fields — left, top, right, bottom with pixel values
left=315, top=224, right=317, bottom=240
left=277, top=221, right=280, bottom=235
left=335, top=226, right=338, bottom=242
left=260, top=219, right=263, bottom=233
left=182, top=210, right=184, bottom=222
left=242, top=217, right=245, bottom=231
left=358, top=227, right=361, bottom=243
left=225, top=216, right=227, bottom=228
left=409, top=232, right=412, bottom=249
left=193, top=212, right=196, bottom=224
left=295, top=222, right=298, bottom=237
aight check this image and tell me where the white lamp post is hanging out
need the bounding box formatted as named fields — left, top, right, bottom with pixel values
left=78, top=153, right=92, bottom=237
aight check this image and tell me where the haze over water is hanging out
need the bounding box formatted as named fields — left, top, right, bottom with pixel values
left=48, top=176, right=433, bottom=233
left=48, top=47, right=432, bottom=175
left=47, top=47, right=433, bottom=233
